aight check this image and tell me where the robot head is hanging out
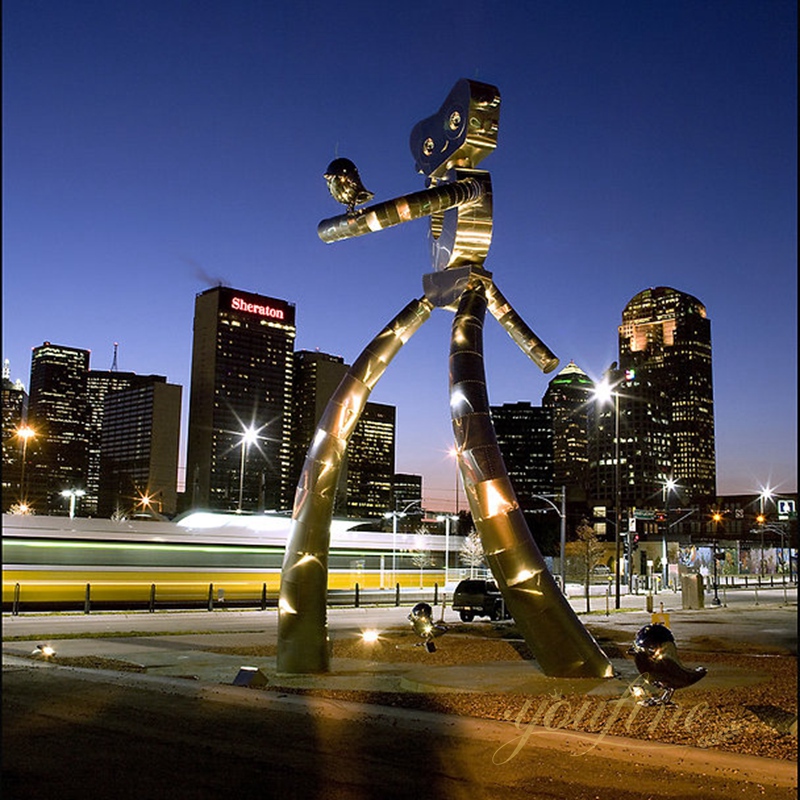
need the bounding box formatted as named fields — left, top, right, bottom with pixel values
left=409, top=79, right=500, bottom=180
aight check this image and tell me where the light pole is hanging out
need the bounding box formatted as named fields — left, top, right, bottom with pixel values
left=237, top=426, right=259, bottom=512
left=384, top=499, right=423, bottom=587
left=16, top=425, right=36, bottom=501
left=711, top=512, right=722, bottom=605
left=758, top=487, right=773, bottom=576
left=662, top=478, right=677, bottom=589
left=531, top=487, right=567, bottom=592
left=595, top=377, right=621, bottom=609
left=436, top=514, right=459, bottom=586
left=60, top=488, right=85, bottom=519
left=449, top=446, right=461, bottom=515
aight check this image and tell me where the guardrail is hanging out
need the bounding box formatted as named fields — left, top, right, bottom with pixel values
left=5, top=582, right=445, bottom=616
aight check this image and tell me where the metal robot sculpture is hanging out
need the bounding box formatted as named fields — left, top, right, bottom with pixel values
left=628, top=623, right=707, bottom=706
left=277, top=79, right=613, bottom=679
left=408, top=602, right=448, bottom=653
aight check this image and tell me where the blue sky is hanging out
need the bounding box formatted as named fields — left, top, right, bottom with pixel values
left=3, top=1, right=796, bottom=508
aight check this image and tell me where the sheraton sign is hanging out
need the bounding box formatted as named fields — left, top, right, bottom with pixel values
left=231, top=296, right=286, bottom=320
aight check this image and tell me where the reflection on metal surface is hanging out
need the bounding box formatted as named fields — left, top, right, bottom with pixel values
left=450, top=285, right=613, bottom=678
left=318, top=177, right=483, bottom=244
left=628, top=623, right=707, bottom=705
left=408, top=602, right=448, bottom=653
left=277, top=298, right=432, bottom=674
left=279, top=78, right=608, bottom=676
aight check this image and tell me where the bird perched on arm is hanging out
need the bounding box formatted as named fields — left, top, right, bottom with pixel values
left=324, top=157, right=374, bottom=214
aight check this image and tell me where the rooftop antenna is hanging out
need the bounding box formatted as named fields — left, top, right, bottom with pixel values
left=110, top=342, right=119, bottom=372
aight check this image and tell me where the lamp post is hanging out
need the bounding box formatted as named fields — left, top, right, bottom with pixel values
left=662, top=478, right=677, bottom=589
left=237, top=426, right=259, bottom=512
left=384, top=499, right=423, bottom=586
left=16, top=425, right=36, bottom=501
left=758, top=487, right=773, bottom=576
left=60, top=488, right=85, bottom=519
left=436, top=514, right=459, bottom=586
left=711, top=512, right=722, bottom=605
left=449, top=446, right=461, bottom=515
left=596, top=377, right=621, bottom=609
left=531, top=488, right=567, bottom=592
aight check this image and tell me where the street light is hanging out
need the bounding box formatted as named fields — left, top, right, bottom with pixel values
left=530, top=488, right=567, bottom=593
left=710, top=512, right=722, bottom=605
left=60, top=488, right=85, bottom=519
left=16, top=425, right=36, bottom=501
left=237, top=426, right=259, bottom=512
left=449, top=446, right=461, bottom=514
left=384, top=499, right=423, bottom=587
left=661, top=478, right=678, bottom=589
left=758, top=487, right=774, bottom=576
left=436, top=514, right=459, bottom=586
left=595, top=376, right=622, bottom=609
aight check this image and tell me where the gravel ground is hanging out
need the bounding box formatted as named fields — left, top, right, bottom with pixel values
left=51, top=621, right=793, bottom=763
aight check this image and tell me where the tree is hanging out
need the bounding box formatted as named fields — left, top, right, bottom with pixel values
left=460, top=530, right=485, bottom=578
left=569, top=518, right=605, bottom=613
left=410, top=549, right=433, bottom=588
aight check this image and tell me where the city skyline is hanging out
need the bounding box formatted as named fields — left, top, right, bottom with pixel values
left=3, top=2, right=796, bottom=509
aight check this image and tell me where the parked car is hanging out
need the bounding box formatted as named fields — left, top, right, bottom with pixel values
left=451, top=578, right=511, bottom=622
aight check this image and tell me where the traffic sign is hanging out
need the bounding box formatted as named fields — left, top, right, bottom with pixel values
left=777, top=499, right=796, bottom=519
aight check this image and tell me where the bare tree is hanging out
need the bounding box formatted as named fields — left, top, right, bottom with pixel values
left=460, top=530, right=485, bottom=578
left=566, top=518, right=605, bottom=613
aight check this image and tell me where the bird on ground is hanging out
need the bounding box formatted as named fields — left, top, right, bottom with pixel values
left=628, top=623, right=707, bottom=705
left=324, top=157, right=374, bottom=213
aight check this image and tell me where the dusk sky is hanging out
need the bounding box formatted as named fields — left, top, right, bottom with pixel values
left=3, top=1, right=796, bottom=510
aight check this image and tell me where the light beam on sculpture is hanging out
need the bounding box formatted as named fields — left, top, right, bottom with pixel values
left=277, top=79, right=614, bottom=678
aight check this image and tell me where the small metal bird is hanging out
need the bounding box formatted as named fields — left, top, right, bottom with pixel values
left=324, top=157, right=374, bottom=214
left=628, top=623, right=707, bottom=706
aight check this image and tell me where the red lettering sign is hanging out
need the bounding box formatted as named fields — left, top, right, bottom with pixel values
left=231, top=296, right=285, bottom=320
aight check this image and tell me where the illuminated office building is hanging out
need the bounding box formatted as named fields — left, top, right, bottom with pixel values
left=26, top=342, right=90, bottom=514
left=491, top=401, right=554, bottom=507
left=186, top=286, right=296, bottom=512
left=290, top=349, right=348, bottom=511
left=291, top=349, right=398, bottom=518
left=2, top=360, right=28, bottom=511
left=618, top=286, right=716, bottom=507
left=86, top=369, right=168, bottom=516
left=542, top=361, right=593, bottom=499
left=345, top=401, right=396, bottom=518
left=589, top=365, right=670, bottom=513
left=98, top=380, right=182, bottom=517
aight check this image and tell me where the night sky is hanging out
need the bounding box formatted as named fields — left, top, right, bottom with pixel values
left=3, top=1, right=796, bottom=509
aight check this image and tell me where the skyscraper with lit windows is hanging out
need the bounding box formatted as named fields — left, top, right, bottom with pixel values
left=617, top=286, right=716, bottom=506
left=186, top=286, right=296, bottom=512
left=26, top=342, right=90, bottom=514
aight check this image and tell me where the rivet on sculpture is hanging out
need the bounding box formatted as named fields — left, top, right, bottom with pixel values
left=277, top=79, right=614, bottom=678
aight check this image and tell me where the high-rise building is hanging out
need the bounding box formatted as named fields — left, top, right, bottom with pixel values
left=98, top=381, right=182, bottom=517
left=589, top=364, right=670, bottom=514
left=290, top=349, right=348, bottom=510
left=345, top=402, right=396, bottom=519
left=618, top=286, right=716, bottom=506
left=26, top=342, right=90, bottom=515
left=392, top=473, right=423, bottom=510
left=542, top=361, right=594, bottom=500
left=85, top=369, right=168, bottom=516
left=290, top=349, right=398, bottom=518
left=2, top=360, right=28, bottom=511
left=491, top=401, right=554, bottom=507
left=186, top=286, right=296, bottom=512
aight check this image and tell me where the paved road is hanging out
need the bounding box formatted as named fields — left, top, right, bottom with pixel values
left=3, top=662, right=796, bottom=800
left=3, top=596, right=796, bottom=799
